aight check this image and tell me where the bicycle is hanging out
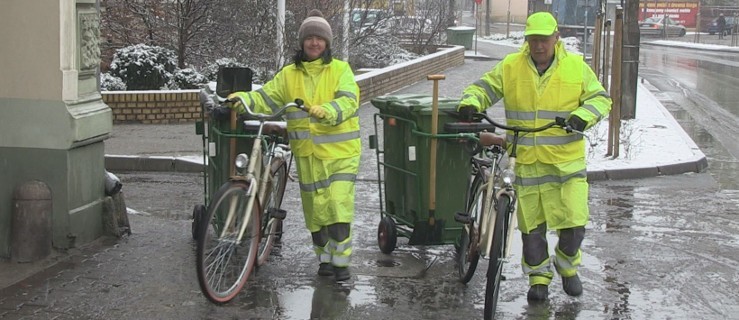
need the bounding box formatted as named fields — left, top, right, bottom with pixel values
left=450, top=113, right=580, bottom=319
left=194, top=96, right=303, bottom=304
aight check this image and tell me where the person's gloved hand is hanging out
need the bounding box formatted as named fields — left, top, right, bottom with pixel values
left=567, top=115, right=587, bottom=132
left=226, top=92, right=247, bottom=114
left=305, top=105, right=327, bottom=119
left=457, top=105, right=477, bottom=121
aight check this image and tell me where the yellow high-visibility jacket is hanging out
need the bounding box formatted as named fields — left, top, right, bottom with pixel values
left=234, top=58, right=361, bottom=159
left=460, top=41, right=612, bottom=164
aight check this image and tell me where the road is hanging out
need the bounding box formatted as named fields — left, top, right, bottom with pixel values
left=639, top=43, right=739, bottom=189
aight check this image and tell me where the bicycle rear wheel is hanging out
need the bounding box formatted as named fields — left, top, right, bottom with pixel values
left=483, top=194, right=511, bottom=320
left=196, top=181, right=259, bottom=304
left=457, top=173, right=484, bottom=283
left=256, top=160, right=288, bottom=266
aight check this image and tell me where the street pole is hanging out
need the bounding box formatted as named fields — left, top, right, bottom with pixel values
left=277, top=0, right=285, bottom=69
left=506, top=0, right=511, bottom=38
left=486, top=0, right=491, bottom=36
left=342, top=0, right=350, bottom=61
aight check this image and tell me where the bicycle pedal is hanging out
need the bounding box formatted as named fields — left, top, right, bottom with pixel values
left=454, top=211, right=472, bottom=224
left=269, top=208, right=287, bottom=220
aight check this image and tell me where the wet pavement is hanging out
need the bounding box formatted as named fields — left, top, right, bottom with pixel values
left=2, top=32, right=739, bottom=319
left=1, top=170, right=737, bottom=319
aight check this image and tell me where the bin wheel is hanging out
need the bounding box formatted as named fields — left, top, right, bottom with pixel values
left=191, top=204, right=206, bottom=240
left=377, top=215, right=397, bottom=254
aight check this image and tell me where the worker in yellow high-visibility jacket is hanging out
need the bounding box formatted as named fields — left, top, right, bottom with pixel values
left=228, top=9, right=360, bottom=282
left=458, top=12, right=612, bottom=301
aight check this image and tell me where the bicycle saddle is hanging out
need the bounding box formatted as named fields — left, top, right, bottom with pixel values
left=243, top=120, right=289, bottom=141
left=479, top=132, right=506, bottom=147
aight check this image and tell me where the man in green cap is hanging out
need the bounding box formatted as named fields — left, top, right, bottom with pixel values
left=457, top=11, right=612, bottom=301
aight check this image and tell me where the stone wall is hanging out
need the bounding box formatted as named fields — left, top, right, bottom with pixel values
left=103, top=45, right=465, bottom=124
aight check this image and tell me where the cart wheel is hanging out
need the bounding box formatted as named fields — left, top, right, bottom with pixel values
left=191, top=204, right=206, bottom=240
left=377, top=215, right=397, bottom=254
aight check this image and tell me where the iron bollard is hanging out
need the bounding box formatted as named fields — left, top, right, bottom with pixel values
left=11, top=180, right=52, bottom=263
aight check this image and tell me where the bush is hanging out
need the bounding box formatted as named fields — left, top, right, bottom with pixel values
left=349, top=36, right=419, bottom=69
left=109, top=44, right=177, bottom=90
left=170, top=68, right=207, bottom=89
left=100, top=72, right=126, bottom=91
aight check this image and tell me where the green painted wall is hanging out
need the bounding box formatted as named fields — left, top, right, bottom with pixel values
left=0, top=143, right=106, bottom=258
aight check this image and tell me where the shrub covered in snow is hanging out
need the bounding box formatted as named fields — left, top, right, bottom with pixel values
left=109, top=44, right=177, bottom=90
left=349, top=36, right=419, bottom=69
left=170, top=68, right=207, bottom=89
left=100, top=72, right=126, bottom=91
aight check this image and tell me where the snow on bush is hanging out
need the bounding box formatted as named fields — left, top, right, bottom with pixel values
left=170, top=68, right=207, bottom=89
left=349, top=36, right=419, bottom=69
left=100, top=72, right=126, bottom=91
left=109, top=44, right=177, bottom=90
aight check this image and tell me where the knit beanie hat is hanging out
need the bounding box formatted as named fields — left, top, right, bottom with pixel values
left=298, top=9, right=333, bottom=47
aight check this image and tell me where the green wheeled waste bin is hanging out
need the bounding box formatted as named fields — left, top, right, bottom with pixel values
left=446, top=26, right=476, bottom=50
left=371, top=94, right=471, bottom=246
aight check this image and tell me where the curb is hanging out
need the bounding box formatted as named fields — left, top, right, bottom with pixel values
left=105, top=155, right=204, bottom=173
left=586, top=158, right=708, bottom=182
left=641, top=41, right=739, bottom=54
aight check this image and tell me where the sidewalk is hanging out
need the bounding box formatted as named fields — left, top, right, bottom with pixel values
left=104, top=53, right=707, bottom=182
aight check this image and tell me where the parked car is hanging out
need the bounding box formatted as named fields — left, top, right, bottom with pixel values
left=350, top=8, right=390, bottom=30
left=372, top=16, right=434, bottom=37
left=640, top=16, right=686, bottom=37
left=707, top=16, right=737, bottom=36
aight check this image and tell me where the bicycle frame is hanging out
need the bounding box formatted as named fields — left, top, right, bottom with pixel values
left=476, top=114, right=581, bottom=259
left=475, top=143, right=516, bottom=260
left=217, top=98, right=301, bottom=244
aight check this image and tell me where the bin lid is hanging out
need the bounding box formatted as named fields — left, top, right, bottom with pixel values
left=371, top=94, right=460, bottom=115
left=371, top=94, right=429, bottom=111
left=393, top=95, right=461, bottom=115
left=447, top=26, right=476, bottom=31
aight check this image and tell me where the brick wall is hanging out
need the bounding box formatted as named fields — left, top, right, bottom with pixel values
left=102, top=91, right=201, bottom=124
left=102, top=45, right=465, bottom=124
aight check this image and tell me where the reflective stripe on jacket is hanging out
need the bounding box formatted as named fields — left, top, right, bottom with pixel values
left=238, top=58, right=361, bottom=159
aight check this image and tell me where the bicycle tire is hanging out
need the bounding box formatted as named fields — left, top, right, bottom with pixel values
left=196, top=181, right=259, bottom=304
left=457, top=173, right=484, bottom=283
left=256, top=160, right=288, bottom=266
left=483, top=194, right=510, bottom=320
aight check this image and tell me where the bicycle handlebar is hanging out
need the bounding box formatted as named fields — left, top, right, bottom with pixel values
left=224, top=96, right=305, bottom=121
left=471, top=113, right=584, bottom=135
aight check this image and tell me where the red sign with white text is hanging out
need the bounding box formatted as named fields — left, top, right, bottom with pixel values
left=639, top=2, right=700, bottom=27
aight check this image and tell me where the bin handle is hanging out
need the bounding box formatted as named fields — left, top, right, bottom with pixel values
left=426, top=74, right=445, bottom=225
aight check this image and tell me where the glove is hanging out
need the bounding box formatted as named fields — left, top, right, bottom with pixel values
left=457, top=105, right=477, bottom=121
left=567, top=115, right=587, bottom=132
left=305, top=105, right=327, bottom=119
left=226, top=92, right=247, bottom=114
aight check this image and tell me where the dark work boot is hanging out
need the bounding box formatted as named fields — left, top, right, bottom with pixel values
left=334, top=267, right=351, bottom=282
left=317, top=263, right=334, bottom=277
left=562, top=274, right=583, bottom=296
left=527, top=285, right=549, bottom=302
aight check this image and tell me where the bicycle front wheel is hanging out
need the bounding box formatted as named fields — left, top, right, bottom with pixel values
left=483, top=194, right=511, bottom=320
left=196, top=181, right=259, bottom=304
left=256, top=160, right=288, bottom=266
left=457, top=173, right=484, bottom=283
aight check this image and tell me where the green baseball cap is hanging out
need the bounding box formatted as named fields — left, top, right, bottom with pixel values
left=524, top=12, right=558, bottom=36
